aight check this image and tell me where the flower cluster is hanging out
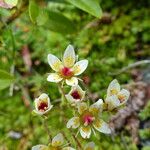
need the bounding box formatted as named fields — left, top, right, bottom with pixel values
left=32, top=45, right=130, bottom=149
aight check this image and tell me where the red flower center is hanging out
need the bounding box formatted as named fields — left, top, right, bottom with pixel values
left=82, top=114, right=94, bottom=125
left=38, top=102, right=48, bottom=111
left=61, top=67, right=73, bottom=78
left=71, top=90, right=81, bottom=99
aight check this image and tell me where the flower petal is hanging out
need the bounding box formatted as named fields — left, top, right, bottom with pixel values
left=117, top=89, right=130, bottom=104
left=62, top=147, right=75, bottom=150
left=89, top=99, right=103, bottom=116
left=66, top=77, right=78, bottom=86
left=47, top=73, right=63, bottom=83
left=93, top=119, right=111, bottom=134
left=48, top=54, right=63, bottom=72
left=80, top=126, right=91, bottom=139
left=67, top=117, right=80, bottom=129
left=31, top=145, right=47, bottom=150
left=52, top=133, right=64, bottom=147
left=63, top=45, right=75, bottom=67
left=73, top=60, right=88, bottom=75
left=107, top=79, right=120, bottom=97
left=66, top=85, right=85, bottom=103
left=84, top=142, right=95, bottom=150
left=105, top=95, right=120, bottom=110
left=38, top=93, right=50, bottom=107
left=78, top=102, right=88, bottom=115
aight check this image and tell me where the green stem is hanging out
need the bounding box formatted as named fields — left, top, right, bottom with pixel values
left=43, top=116, right=52, bottom=143
left=57, top=83, right=67, bottom=106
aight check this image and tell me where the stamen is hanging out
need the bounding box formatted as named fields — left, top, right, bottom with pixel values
left=82, top=114, right=95, bottom=126
left=38, top=102, right=48, bottom=111
left=61, top=67, right=73, bottom=78
left=71, top=90, right=81, bottom=100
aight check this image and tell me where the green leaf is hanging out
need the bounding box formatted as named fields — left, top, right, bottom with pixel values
left=29, top=0, right=39, bottom=24
left=67, top=0, right=102, bottom=18
left=0, top=69, right=14, bottom=90
left=46, top=10, right=76, bottom=34
left=37, top=9, right=49, bottom=26
left=4, top=0, right=18, bottom=6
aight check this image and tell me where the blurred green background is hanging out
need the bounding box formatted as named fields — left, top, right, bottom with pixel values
left=0, top=0, right=150, bottom=149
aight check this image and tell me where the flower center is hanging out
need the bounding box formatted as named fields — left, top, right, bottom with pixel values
left=82, top=113, right=95, bottom=126
left=60, top=67, right=73, bottom=78
left=118, top=94, right=125, bottom=103
left=71, top=90, right=81, bottom=99
left=38, top=101, right=48, bottom=112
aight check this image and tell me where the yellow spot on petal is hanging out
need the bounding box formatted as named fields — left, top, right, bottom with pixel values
left=53, top=61, right=62, bottom=71
left=73, top=65, right=81, bottom=74
left=64, top=56, right=74, bottom=67
left=110, top=89, right=118, bottom=95
left=94, top=119, right=102, bottom=128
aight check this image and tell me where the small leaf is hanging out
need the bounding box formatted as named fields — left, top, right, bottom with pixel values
left=46, top=10, right=76, bottom=34
left=67, top=0, right=102, bottom=18
left=0, top=69, right=14, bottom=90
left=29, top=0, right=39, bottom=24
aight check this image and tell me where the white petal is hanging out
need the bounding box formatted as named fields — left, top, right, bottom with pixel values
left=89, top=99, right=103, bottom=115
left=34, top=93, right=52, bottom=113
left=32, top=145, right=47, bottom=150
left=66, top=85, right=85, bottom=103
left=117, top=89, right=130, bottom=104
left=52, top=133, right=64, bottom=147
left=66, top=77, right=78, bottom=86
left=107, top=79, right=120, bottom=97
left=93, top=119, right=111, bottom=134
left=47, top=54, right=63, bottom=72
left=84, top=142, right=95, bottom=150
left=63, top=44, right=75, bottom=67
left=73, top=85, right=85, bottom=100
left=62, top=147, right=76, bottom=150
left=105, top=95, right=120, bottom=110
left=78, top=102, right=88, bottom=115
left=67, top=117, right=80, bottom=129
left=38, top=93, right=50, bottom=108
left=80, top=126, right=91, bottom=139
left=73, top=60, right=88, bottom=75
left=47, top=73, right=63, bottom=83
left=65, top=94, right=75, bottom=103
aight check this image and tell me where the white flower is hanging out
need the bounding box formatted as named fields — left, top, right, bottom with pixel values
left=105, top=79, right=130, bottom=111
left=33, top=93, right=53, bottom=115
left=67, top=100, right=111, bottom=139
left=84, top=142, right=95, bottom=150
left=65, top=85, right=85, bottom=104
left=32, top=133, right=75, bottom=150
left=47, top=45, right=88, bottom=86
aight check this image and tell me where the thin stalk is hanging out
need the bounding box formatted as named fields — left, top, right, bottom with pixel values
left=57, top=83, right=67, bottom=106
left=43, top=116, right=52, bottom=143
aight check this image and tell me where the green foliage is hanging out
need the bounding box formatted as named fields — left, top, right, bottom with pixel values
left=29, top=0, right=39, bottom=24
left=46, top=10, right=77, bottom=34
left=139, top=100, right=150, bottom=121
left=0, top=69, right=14, bottom=90
left=0, top=0, right=150, bottom=149
left=68, top=0, right=102, bottom=18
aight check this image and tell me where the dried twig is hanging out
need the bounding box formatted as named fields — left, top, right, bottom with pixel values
left=109, top=60, right=150, bottom=76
